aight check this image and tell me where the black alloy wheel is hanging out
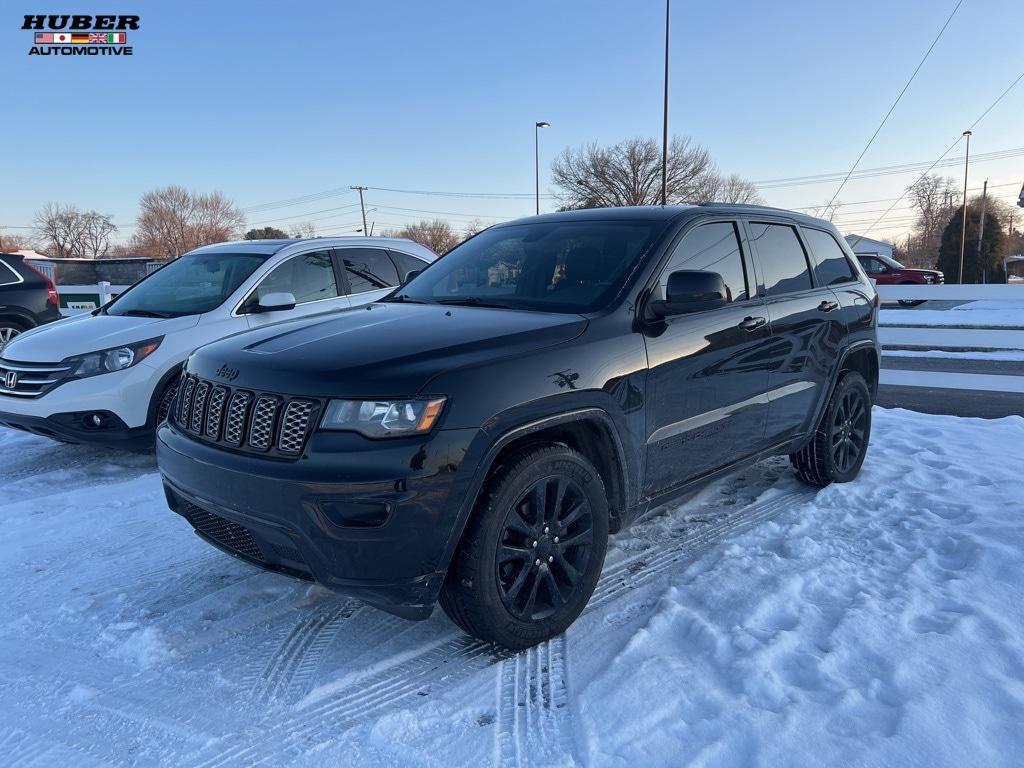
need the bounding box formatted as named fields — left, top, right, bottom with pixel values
left=829, top=387, right=868, bottom=474
left=496, top=475, right=594, bottom=622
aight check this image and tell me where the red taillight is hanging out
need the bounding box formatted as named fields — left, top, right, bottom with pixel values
left=24, top=262, right=60, bottom=307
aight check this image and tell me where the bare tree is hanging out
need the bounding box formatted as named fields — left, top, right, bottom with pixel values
left=79, top=210, right=117, bottom=258
left=289, top=221, right=316, bottom=238
left=383, top=219, right=460, bottom=254
left=807, top=200, right=843, bottom=222
left=551, top=136, right=719, bottom=209
left=0, top=231, right=32, bottom=253
left=904, top=174, right=961, bottom=267
left=133, top=186, right=245, bottom=260
left=462, top=219, right=489, bottom=239
left=706, top=173, right=764, bottom=205
left=33, top=203, right=117, bottom=258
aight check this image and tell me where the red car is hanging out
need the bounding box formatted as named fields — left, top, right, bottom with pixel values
left=855, top=253, right=943, bottom=306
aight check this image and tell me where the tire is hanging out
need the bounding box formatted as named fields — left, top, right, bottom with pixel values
left=440, top=444, right=609, bottom=649
left=154, top=375, right=180, bottom=425
left=897, top=284, right=925, bottom=307
left=0, top=319, right=27, bottom=354
left=790, top=371, right=872, bottom=487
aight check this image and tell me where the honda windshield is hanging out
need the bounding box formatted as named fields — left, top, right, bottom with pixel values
left=390, top=220, right=663, bottom=313
left=106, top=252, right=268, bottom=318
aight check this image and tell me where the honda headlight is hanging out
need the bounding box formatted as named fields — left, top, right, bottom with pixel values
left=320, top=397, right=446, bottom=438
left=70, top=337, right=162, bottom=379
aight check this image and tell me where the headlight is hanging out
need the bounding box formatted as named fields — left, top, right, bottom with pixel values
left=70, top=338, right=162, bottom=379
left=320, top=397, right=446, bottom=438
left=923, top=275, right=934, bottom=283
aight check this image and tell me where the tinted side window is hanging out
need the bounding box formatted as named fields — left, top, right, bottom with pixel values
left=389, top=251, right=426, bottom=282
left=804, top=228, right=857, bottom=285
left=0, top=260, right=21, bottom=287
left=343, top=248, right=399, bottom=293
left=858, top=256, right=882, bottom=273
left=256, top=250, right=338, bottom=304
left=749, top=222, right=813, bottom=296
left=661, top=221, right=748, bottom=302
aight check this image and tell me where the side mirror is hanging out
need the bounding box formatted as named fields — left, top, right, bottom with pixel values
left=402, top=269, right=422, bottom=285
left=256, top=292, right=297, bottom=312
left=650, top=270, right=728, bottom=318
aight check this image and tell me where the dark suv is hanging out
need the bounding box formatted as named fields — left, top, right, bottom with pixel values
left=157, top=205, right=879, bottom=649
left=0, top=253, right=61, bottom=352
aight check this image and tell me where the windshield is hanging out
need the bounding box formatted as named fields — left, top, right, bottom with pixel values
left=106, top=252, right=269, bottom=318
left=392, top=220, right=663, bottom=313
left=877, top=253, right=905, bottom=270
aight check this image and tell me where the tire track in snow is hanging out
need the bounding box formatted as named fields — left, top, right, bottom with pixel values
left=491, top=485, right=814, bottom=766
left=251, top=600, right=359, bottom=702
left=192, top=484, right=812, bottom=767
left=496, top=634, right=575, bottom=768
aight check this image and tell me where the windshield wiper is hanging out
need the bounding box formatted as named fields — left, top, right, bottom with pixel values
left=117, top=309, right=175, bottom=318
left=435, top=297, right=515, bottom=309
left=382, top=294, right=435, bottom=304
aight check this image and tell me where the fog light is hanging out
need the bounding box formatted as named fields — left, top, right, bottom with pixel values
left=90, top=414, right=103, bottom=427
left=318, top=500, right=390, bottom=528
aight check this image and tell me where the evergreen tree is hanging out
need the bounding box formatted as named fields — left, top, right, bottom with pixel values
left=937, top=204, right=1006, bottom=283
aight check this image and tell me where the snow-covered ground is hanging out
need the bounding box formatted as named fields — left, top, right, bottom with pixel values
left=3, top=408, right=1024, bottom=767
left=881, top=299, right=1024, bottom=327
left=883, top=348, right=1024, bottom=361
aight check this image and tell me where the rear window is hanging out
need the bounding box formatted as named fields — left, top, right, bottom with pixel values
left=0, top=258, right=21, bottom=287
left=343, top=248, right=400, bottom=293
left=749, top=222, right=813, bottom=296
left=803, top=228, right=857, bottom=286
left=389, top=250, right=427, bottom=282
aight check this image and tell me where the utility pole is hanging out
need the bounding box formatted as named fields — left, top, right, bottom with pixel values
left=661, top=0, right=670, bottom=206
left=957, top=130, right=971, bottom=283
left=977, top=179, right=988, bottom=283
left=350, top=186, right=369, bottom=237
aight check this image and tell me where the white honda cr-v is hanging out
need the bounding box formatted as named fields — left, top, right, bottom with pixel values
left=0, top=236, right=435, bottom=448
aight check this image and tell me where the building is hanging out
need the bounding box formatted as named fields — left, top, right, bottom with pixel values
left=844, top=234, right=894, bottom=261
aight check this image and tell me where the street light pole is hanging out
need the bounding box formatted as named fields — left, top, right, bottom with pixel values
left=661, top=0, right=670, bottom=206
left=958, top=131, right=971, bottom=283
left=535, top=121, right=549, bottom=216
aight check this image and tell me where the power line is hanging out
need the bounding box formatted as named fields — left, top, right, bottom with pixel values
left=854, top=69, right=1024, bottom=241
left=824, top=0, right=964, bottom=209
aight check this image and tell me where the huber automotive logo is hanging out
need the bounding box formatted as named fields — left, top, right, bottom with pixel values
left=23, top=14, right=139, bottom=56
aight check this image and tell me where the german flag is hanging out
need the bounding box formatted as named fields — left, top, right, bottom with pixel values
left=71, top=33, right=91, bottom=44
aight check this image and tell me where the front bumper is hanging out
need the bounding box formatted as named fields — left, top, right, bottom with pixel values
left=0, top=360, right=161, bottom=430
left=0, top=409, right=152, bottom=449
left=157, top=421, right=485, bottom=618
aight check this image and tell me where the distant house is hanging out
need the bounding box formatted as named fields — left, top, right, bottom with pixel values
left=844, top=234, right=894, bottom=260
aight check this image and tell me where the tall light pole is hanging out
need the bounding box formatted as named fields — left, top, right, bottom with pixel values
left=957, top=131, right=971, bottom=283
left=535, top=121, right=549, bottom=215
left=661, top=0, right=670, bottom=206
left=977, top=179, right=988, bottom=283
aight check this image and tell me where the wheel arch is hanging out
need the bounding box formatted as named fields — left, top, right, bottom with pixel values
left=437, top=408, right=630, bottom=580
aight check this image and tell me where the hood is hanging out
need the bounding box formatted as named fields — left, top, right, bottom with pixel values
left=895, top=268, right=942, bottom=276
left=188, top=302, right=588, bottom=398
left=1, top=313, right=200, bottom=363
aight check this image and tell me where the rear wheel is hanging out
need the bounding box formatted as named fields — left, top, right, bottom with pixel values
left=790, top=371, right=871, bottom=487
left=440, top=444, right=609, bottom=649
left=0, top=320, right=27, bottom=354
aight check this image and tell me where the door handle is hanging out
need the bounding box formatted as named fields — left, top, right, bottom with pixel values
left=818, top=300, right=839, bottom=312
left=739, top=316, right=766, bottom=331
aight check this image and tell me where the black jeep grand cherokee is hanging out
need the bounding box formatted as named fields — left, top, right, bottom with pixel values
left=157, top=204, right=879, bottom=649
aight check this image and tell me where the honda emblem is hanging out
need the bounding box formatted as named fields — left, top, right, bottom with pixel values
left=4, top=370, right=17, bottom=390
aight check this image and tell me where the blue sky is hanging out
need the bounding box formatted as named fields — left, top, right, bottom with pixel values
left=3, top=0, right=1022, bottom=244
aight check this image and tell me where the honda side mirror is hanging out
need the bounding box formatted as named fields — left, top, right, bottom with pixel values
left=256, top=292, right=297, bottom=312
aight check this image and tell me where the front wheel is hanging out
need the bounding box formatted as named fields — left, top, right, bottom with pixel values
left=440, top=444, right=609, bottom=649
left=0, top=320, right=27, bottom=354
left=790, top=371, right=872, bottom=487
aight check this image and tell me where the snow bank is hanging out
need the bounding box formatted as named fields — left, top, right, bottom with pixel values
left=2, top=408, right=1023, bottom=766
